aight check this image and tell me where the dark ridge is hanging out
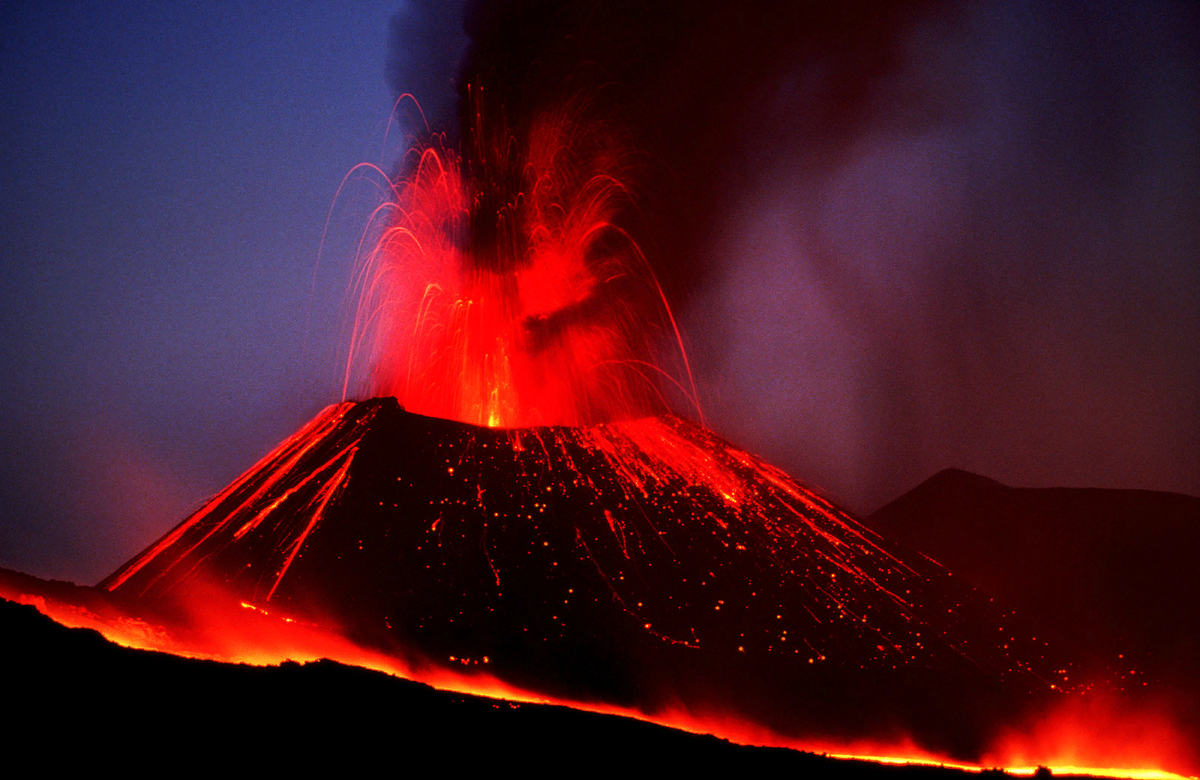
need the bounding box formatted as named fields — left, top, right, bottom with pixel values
left=0, top=595, right=1056, bottom=778
left=904, top=468, right=1011, bottom=496
left=868, top=469, right=1200, bottom=743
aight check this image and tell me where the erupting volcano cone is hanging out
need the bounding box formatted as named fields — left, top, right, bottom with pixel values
left=102, top=398, right=1064, bottom=755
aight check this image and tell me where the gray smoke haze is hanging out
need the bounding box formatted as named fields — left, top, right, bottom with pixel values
left=683, top=0, right=1200, bottom=511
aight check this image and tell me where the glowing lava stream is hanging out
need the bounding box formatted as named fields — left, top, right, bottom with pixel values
left=4, top=589, right=1191, bottom=780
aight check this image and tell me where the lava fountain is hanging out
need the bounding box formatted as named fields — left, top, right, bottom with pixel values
left=343, top=96, right=696, bottom=428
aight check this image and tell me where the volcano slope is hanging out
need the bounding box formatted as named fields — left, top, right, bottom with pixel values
left=102, top=398, right=1067, bottom=757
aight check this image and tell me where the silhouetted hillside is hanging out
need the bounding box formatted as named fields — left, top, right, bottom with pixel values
left=867, top=469, right=1200, bottom=714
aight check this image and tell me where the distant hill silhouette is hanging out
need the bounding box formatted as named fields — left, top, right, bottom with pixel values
left=867, top=469, right=1200, bottom=719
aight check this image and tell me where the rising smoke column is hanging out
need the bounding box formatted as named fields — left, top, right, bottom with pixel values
left=394, top=0, right=1200, bottom=512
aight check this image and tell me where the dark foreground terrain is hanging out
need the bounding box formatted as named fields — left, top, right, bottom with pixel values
left=1, top=592, right=1086, bottom=778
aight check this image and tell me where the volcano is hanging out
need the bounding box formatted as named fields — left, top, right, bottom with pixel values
left=101, top=397, right=1068, bottom=756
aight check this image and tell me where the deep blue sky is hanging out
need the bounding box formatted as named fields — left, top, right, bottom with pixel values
left=1, top=2, right=401, bottom=580
left=2, top=1, right=1197, bottom=584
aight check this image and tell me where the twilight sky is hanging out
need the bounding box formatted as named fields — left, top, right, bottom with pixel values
left=2, top=0, right=1197, bottom=584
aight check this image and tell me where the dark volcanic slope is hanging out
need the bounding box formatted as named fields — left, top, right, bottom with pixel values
left=101, top=399, right=1068, bottom=756
left=867, top=469, right=1200, bottom=702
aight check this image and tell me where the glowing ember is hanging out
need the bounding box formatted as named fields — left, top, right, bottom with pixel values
left=102, top=399, right=1049, bottom=680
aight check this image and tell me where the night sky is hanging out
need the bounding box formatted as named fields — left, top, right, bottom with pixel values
left=2, top=0, right=1197, bottom=585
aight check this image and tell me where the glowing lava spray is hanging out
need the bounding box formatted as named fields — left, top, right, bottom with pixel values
left=344, top=97, right=696, bottom=428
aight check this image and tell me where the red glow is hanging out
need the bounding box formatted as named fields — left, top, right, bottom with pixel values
left=344, top=99, right=696, bottom=427
left=4, top=584, right=1192, bottom=780
left=982, top=694, right=1196, bottom=779
left=104, top=402, right=362, bottom=597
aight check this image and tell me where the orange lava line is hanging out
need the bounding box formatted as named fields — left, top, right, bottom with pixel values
left=266, top=448, right=357, bottom=601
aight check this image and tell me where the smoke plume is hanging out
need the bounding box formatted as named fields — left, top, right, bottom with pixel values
left=399, top=0, right=1200, bottom=511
